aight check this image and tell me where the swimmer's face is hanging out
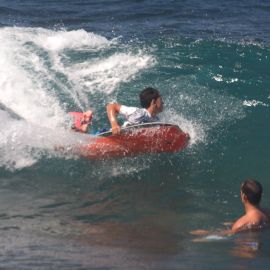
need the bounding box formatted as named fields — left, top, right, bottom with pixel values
left=155, top=96, right=163, bottom=113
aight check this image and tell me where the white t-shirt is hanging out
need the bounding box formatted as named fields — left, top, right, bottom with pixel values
left=119, top=105, right=159, bottom=127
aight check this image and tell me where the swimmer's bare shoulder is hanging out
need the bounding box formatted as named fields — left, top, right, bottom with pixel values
left=231, top=214, right=249, bottom=233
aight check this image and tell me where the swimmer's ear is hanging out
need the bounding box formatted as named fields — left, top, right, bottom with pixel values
left=241, top=192, right=248, bottom=203
left=150, top=99, right=156, bottom=107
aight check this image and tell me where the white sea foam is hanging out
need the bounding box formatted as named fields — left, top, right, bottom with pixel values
left=243, top=99, right=269, bottom=107
left=226, top=78, right=238, bottom=84
left=0, top=26, right=155, bottom=170
left=36, top=29, right=112, bottom=52
left=213, top=75, right=238, bottom=84
left=0, top=27, right=66, bottom=128
left=0, top=26, right=154, bottom=117
left=65, top=52, right=155, bottom=95
left=212, top=74, right=238, bottom=84
left=0, top=110, right=91, bottom=171
left=213, top=74, right=223, bottom=82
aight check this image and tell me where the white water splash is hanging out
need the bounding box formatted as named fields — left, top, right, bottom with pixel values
left=64, top=51, right=155, bottom=95
left=0, top=28, right=66, bottom=128
left=0, top=26, right=155, bottom=121
left=243, top=99, right=269, bottom=107
left=161, top=109, right=205, bottom=146
left=36, top=29, right=111, bottom=52
left=213, top=74, right=239, bottom=84
left=0, top=26, right=155, bottom=170
left=213, top=74, right=223, bottom=82
left=0, top=110, right=92, bottom=171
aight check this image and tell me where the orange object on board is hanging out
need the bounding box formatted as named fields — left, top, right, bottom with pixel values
left=68, top=111, right=92, bottom=132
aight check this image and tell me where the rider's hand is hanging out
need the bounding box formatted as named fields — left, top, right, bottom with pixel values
left=111, top=124, right=121, bottom=135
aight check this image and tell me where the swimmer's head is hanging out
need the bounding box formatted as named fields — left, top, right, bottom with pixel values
left=241, top=179, right=263, bottom=206
left=140, top=87, right=161, bottom=108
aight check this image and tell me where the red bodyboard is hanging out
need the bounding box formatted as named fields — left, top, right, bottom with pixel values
left=77, top=123, right=190, bottom=159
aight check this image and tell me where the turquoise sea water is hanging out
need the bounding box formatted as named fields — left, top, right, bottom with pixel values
left=0, top=1, right=270, bottom=269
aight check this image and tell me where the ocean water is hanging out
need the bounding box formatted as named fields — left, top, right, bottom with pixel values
left=0, top=0, right=270, bottom=269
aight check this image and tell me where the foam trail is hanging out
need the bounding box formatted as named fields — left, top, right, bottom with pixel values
left=0, top=27, right=109, bottom=124
left=38, top=29, right=111, bottom=52
left=0, top=110, right=91, bottom=171
left=65, top=51, right=155, bottom=95
left=22, top=26, right=155, bottom=103
left=0, top=26, right=156, bottom=170
left=243, top=99, right=269, bottom=107
left=0, top=27, right=155, bottom=112
left=0, top=27, right=66, bottom=128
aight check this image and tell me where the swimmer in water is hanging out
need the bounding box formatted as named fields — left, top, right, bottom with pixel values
left=190, top=179, right=270, bottom=237
left=231, top=179, right=270, bottom=233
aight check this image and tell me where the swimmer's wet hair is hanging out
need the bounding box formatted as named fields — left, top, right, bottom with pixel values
left=241, top=179, right=263, bottom=205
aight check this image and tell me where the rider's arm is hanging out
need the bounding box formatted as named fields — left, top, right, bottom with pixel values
left=106, top=103, right=121, bottom=135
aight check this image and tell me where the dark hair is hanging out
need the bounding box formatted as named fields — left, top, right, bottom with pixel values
left=139, top=87, right=160, bottom=108
left=241, top=179, right=263, bottom=205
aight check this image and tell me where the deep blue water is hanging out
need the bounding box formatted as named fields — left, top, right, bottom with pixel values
left=0, top=0, right=270, bottom=269
left=1, top=0, right=270, bottom=42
